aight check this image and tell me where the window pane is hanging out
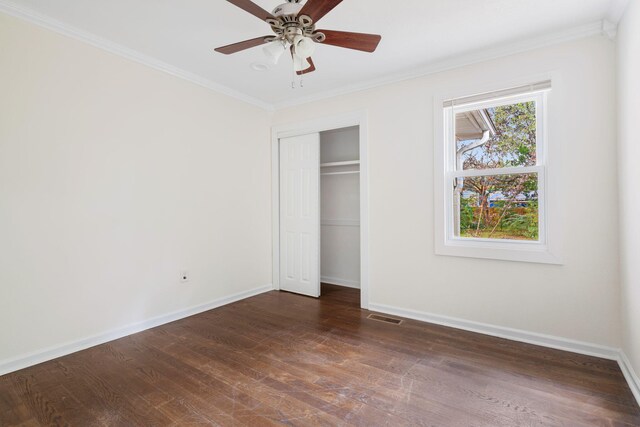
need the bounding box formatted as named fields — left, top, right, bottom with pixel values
left=455, top=173, right=539, bottom=241
left=455, top=101, right=536, bottom=170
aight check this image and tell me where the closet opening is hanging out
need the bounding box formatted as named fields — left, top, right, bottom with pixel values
left=320, top=126, right=361, bottom=294
left=272, top=111, right=369, bottom=309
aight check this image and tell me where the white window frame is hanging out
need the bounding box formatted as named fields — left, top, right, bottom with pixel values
left=434, top=83, right=562, bottom=264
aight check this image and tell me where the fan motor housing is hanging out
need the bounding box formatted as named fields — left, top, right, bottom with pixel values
left=266, top=3, right=325, bottom=44
left=272, top=2, right=303, bottom=17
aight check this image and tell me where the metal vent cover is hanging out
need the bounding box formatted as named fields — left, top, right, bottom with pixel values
left=367, top=314, right=403, bottom=325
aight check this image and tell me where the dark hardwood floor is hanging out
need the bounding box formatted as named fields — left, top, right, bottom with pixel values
left=1, top=284, right=639, bottom=426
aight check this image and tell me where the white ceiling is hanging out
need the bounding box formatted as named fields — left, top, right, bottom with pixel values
left=0, top=0, right=627, bottom=108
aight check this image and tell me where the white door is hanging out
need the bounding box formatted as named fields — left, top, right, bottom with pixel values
left=279, top=133, right=320, bottom=297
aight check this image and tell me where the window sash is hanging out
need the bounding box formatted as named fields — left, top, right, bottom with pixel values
left=444, top=90, right=547, bottom=246
left=446, top=91, right=546, bottom=175
left=448, top=165, right=542, bottom=179
left=447, top=170, right=545, bottom=244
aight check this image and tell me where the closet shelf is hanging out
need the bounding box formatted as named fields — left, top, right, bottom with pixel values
left=320, top=160, right=360, bottom=168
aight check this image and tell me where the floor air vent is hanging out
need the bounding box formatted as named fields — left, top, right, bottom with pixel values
left=367, top=314, right=403, bottom=325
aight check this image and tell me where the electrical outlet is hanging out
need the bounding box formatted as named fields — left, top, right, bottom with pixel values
left=180, top=270, right=189, bottom=283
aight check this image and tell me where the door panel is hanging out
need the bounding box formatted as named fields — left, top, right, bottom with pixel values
left=279, top=133, right=320, bottom=297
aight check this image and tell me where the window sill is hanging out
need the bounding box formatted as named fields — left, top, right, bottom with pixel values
left=436, top=239, right=563, bottom=265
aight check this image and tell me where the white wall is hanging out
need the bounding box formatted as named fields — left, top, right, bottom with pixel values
left=273, top=35, right=621, bottom=347
left=0, top=7, right=626, bottom=375
left=0, top=12, right=272, bottom=368
left=617, top=0, right=640, bottom=380
left=321, top=127, right=361, bottom=288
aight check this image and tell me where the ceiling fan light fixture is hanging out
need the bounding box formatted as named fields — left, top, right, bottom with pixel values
left=216, top=0, right=383, bottom=79
left=293, top=54, right=311, bottom=72
left=263, top=40, right=287, bottom=65
left=293, top=35, right=315, bottom=59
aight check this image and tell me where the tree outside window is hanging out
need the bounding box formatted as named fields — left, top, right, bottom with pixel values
left=452, top=99, right=541, bottom=241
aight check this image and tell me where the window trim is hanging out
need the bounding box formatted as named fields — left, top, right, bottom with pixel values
left=434, top=82, right=562, bottom=264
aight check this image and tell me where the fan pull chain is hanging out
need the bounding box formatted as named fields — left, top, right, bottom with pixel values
left=291, top=61, right=296, bottom=89
left=291, top=67, right=304, bottom=89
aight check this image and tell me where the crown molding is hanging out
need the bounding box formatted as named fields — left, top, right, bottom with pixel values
left=607, top=0, right=630, bottom=24
left=601, top=20, right=619, bottom=39
left=272, top=20, right=610, bottom=110
left=0, top=0, right=620, bottom=113
left=0, top=0, right=273, bottom=111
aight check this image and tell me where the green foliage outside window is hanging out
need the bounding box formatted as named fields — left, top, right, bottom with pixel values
left=457, top=102, right=539, bottom=241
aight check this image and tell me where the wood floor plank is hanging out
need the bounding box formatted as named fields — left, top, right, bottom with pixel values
left=1, top=284, right=639, bottom=426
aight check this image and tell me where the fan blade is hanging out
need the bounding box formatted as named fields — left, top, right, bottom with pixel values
left=317, top=30, right=381, bottom=53
left=225, top=0, right=274, bottom=21
left=215, top=36, right=271, bottom=54
left=297, top=57, right=316, bottom=75
left=298, top=0, right=343, bottom=23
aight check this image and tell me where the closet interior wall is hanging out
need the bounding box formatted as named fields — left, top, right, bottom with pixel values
left=320, top=127, right=361, bottom=289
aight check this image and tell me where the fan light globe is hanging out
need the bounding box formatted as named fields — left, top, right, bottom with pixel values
left=293, top=55, right=311, bottom=72
left=263, top=41, right=286, bottom=65
left=293, top=35, right=315, bottom=59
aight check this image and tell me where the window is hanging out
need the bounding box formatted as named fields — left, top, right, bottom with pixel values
left=435, top=81, right=561, bottom=264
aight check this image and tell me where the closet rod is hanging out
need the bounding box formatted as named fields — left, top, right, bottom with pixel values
left=321, top=171, right=360, bottom=176
left=320, top=160, right=360, bottom=168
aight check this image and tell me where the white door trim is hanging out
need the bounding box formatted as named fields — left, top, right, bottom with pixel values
left=271, top=111, right=370, bottom=309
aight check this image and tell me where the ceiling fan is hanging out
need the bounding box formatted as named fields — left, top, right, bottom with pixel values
left=215, top=0, right=382, bottom=76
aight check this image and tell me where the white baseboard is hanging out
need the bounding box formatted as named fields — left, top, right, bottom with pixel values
left=618, top=351, right=640, bottom=406
left=0, top=285, right=273, bottom=376
left=368, top=302, right=620, bottom=360
left=3, top=288, right=638, bottom=408
left=369, top=302, right=640, bottom=407
left=321, top=276, right=361, bottom=289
